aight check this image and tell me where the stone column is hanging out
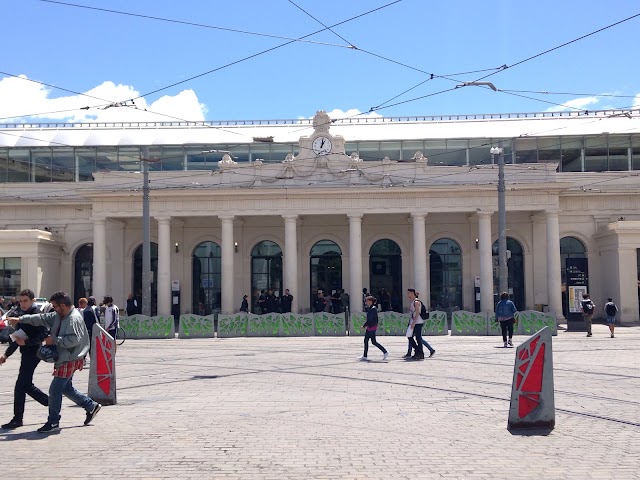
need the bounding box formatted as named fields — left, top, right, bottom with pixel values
left=283, top=215, right=298, bottom=313
left=546, top=210, right=564, bottom=321
left=92, top=217, right=107, bottom=301
left=477, top=211, right=494, bottom=312
left=156, top=217, right=171, bottom=316
left=348, top=214, right=363, bottom=313
left=412, top=213, right=428, bottom=299
left=220, top=216, right=235, bottom=314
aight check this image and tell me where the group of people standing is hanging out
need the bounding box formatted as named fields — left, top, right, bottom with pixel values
left=0, top=290, right=101, bottom=433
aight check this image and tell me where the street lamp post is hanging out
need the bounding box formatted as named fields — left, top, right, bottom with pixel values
left=491, top=143, right=508, bottom=298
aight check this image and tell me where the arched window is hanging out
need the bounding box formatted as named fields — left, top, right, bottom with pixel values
left=251, top=241, right=282, bottom=314
left=369, top=239, right=402, bottom=312
left=192, top=241, right=221, bottom=315
left=492, top=237, right=525, bottom=309
left=310, top=240, right=343, bottom=313
left=429, top=238, right=462, bottom=315
left=560, top=236, right=588, bottom=319
left=74, top=244, right=93, bottom=305
left=133, top=243, right=158, bottom=315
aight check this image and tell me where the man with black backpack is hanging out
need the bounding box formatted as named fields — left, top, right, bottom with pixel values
left=604, top=297, right=618, bottom=338
left=581, top=293, right=595, bottom=337
left=406, top=289, right=435, bottom=360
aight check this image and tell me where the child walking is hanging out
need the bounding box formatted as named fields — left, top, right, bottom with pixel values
left=358, top=296, right=388, bottom=361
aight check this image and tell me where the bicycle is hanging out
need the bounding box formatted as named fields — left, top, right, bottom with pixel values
left=114, top=326, right=126, bottom=346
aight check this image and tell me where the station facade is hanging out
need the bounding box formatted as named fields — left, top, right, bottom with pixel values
left=1, top=109, right=640, bottom=324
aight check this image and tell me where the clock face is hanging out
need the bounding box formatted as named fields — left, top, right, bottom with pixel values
left=312, top=136, right=332, bottom=155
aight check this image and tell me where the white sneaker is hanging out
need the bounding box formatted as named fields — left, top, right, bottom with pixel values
left=383, top=352, right=389, bottom=361
left=507, top=340, right=513, bottom=347
left=357, top=355, right=368, bottom=361
left=503, top=342, right=508, bottom=348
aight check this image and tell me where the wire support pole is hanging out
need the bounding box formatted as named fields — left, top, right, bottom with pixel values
left=141, top=146, right=152, bottom=317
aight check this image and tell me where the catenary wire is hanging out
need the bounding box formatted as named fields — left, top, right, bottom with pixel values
left=38, top=0, right=352, bottom=48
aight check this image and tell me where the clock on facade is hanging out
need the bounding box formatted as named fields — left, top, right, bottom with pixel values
left=312, top=136, right=332, bottom=155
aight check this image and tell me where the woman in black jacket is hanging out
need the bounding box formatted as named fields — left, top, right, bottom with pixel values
left=0, top=289, right=49, bottom=430
left=358, top=296, right=388, bottom=361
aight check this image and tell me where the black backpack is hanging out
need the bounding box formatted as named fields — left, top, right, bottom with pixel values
left=605, top=303, right=617, bottom=317
left=417, top=300, right=429, bottom=320
left=582, top=301, right=594, bottom=314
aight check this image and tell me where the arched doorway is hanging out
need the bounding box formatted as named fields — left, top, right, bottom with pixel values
left=492, top=237, right=525, bottom=309
left=310, top=240, right=343, bottom=313
left=192, top=241, right=221, bottom=315
left=429, top=238, right=462, bottom=316
left=369, top=239, right=402, bottom=312
left=251, top=241, right=282, bottom=313
left=133, top=242, right=158, bottom=315
left=560, top=236, right=588, bottom=320
left=74, top=244, right=93, bottom=304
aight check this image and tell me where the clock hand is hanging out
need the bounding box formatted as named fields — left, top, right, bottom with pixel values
left=320, top=139, right=325, bottom=148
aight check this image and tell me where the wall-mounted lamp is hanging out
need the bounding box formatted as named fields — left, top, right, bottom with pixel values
left=234, top=242, right=238, bottom=253
left=475, top=238, right=479, bottom=250
left=175, top=242, right=179, bottom=253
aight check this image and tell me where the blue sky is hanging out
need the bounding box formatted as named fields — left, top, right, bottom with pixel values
left=1, top=0, right=639, bottom=122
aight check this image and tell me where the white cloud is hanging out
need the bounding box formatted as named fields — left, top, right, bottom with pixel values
left=634, top=93, right=640, bottom=109
left=0, top=74, right=207, bottom=123
left=545, top=96, right=600, bottom=113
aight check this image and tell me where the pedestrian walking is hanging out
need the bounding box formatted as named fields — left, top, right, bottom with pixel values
left=358, top=296, right=388, bottom=361
left=5, top=291, right=101, bottom=433
left=82, top=297, right=100, bottom=357
left=496, top=292, right=517, bottom=347
left=404, top=290, right=435, bottom=359
left=604, top=297, right=618, bottom=338
left=0, top=289, right=49, bottom=430
left=240, top=295, right=249, bottom=313
left=102, top=296, right=119, bottom=339
left=581, top=293, right=595, bottom=337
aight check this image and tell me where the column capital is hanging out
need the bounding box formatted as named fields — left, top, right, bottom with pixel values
left=544, top=209, right=560, bottom=218
left=476, top=210, right=494, bottom=219
left=218, top=215, right=235, bottom=224
left=282, top=214, right=298, bottom=222
left=347, top=213, right=363, bottom=222
left=91, top=216, right=107, bottom=224
left=410, top=212, right=428, bottom=221
left=155, top=216, right=171, bottom=224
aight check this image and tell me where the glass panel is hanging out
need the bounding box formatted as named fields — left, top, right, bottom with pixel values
left=469, top=139, right=491, bottom=166
left=538, top=137, right=561, bottom=163
left=119, top=147, right=142, bottom=171
left=76, top=148, right=96, bottom=181
left=192, top=241, right=221, bottom=314
left=7, top=149, right=30, bottom=182
left=186, top=145, right=210, bottom=170
left=250, top=144, right=270, bottom=163
left=356, top=142, right=379, bottom=161
left=369, top=239, right=401, bottom=255
left=633, top=135, right=640, bottom=170
left=74, top=244, right=93, bottom=302
left=0, top=257, right=21, bottom=297
left=229, top=145, right=250, bottom=164
left=251, top=241, right=282, bottom=257
left=52, top=148, right=74, bottom=182
left=379, top=142, right=401, bottom=161
left=0, top=149, right=7, bottom=182
left=515, top=138, right=537, bottom=164
left=561, top=137, right=582, bottom=172
left=161, top=146, right=184, bottom=171
left=425, top=140, right=447, bottom=165
left=32, top=148, right=52, bottom=182
left=96, top=147, right=118, bottom=172
left=584, top=136, right=607, bottom=172
left=133, top=243, right=158, bottom=315
left=401, top=140, right=423, bottom=161
left=560, top=237, right=586, bottom=255
left=344, top=142, right=358, bottom=157
left=447, top=140, right=468, bottom=166
left=310, top=240, right=342, bottom=256
left=608, top=135, right=629, bottom=171
left=429, top=238, right=462, bottom=314
left=271, top=144, right=294, bottom=162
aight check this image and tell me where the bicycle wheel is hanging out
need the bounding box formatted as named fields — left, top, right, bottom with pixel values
left=115, top=327, right=126, bottom=346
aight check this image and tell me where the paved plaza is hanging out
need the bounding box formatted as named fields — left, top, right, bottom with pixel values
left=1, top=323, right=639, bottom=479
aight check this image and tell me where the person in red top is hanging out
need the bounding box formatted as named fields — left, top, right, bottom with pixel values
left=358, top=296, right=388, bottom=361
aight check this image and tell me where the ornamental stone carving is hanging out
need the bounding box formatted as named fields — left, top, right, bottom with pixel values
left=312, top=110, right=331, bottom=133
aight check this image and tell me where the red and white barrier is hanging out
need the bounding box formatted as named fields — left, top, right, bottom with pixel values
left=88, top=324, right=117, bottom=405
